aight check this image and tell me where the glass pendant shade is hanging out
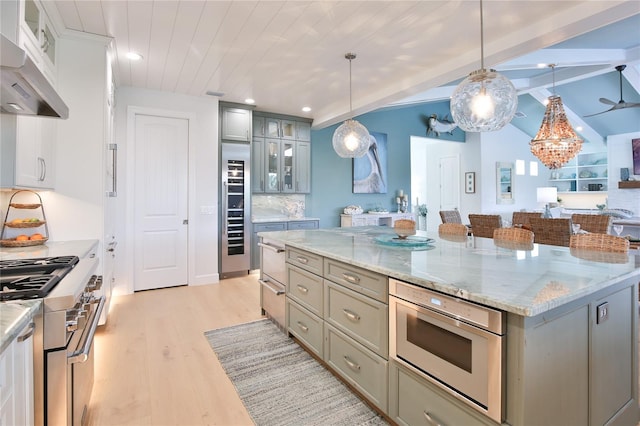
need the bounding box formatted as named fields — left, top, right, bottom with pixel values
left=530, top=95, right=583, bottom=169
left=332, top=119, right=370, bottom=158
left=450, top=69, right=518, bottom=132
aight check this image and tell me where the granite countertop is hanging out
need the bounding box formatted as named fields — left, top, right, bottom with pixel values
left=0, top=300, right=41, bottom=354
left=0, top=239, right=98, bottom=260
left=258, top=227, right=640, bottom=317
left=252, top=216, right=320, bottom=223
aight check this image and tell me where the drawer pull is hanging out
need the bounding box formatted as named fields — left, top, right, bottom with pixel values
left=296, top=321, right=309, bottom=332
left=342, top=273, right=360, bottom=284
left=296, top=285, right=309, bottom=294
left=258, top=242, right=285, bottom=253
left=343, top=356, right=360, bottom=371
left=296, top=256, right=309, bottom=264
left=342, top=309, right=360, bottom=322
left=424, top=411, right=446, bottom=426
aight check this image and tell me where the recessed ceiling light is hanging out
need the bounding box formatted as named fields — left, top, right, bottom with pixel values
left=126, top=52, right=143, bottom=61
left=537, top=63, right=547, bottom=68
left=7, top=103, right=23, bottom=111
left=575, top=126, right=583, bottom=132
left=245, top=98, right=255, bottom=105
left=302, top=106, right=311, bottom=112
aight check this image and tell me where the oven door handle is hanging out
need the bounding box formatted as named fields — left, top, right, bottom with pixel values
left=68, top=296, right=105, bottom=365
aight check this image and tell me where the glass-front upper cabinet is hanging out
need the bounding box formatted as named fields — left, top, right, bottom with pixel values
left=281, top=141, right=295, bottom=193
left=23, top=0, right=40, bottom=40
left=266, top=139, right=280, bottom=192
left=266, top=118, right=295, bottom=139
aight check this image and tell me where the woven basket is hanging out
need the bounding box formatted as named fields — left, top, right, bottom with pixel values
left=9, top=203, right=41, bottom=209
left=4, top=220, right=46, bottom=228
left=0, top=237, right=48, bottom=247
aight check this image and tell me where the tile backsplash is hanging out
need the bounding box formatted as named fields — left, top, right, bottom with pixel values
left=252, top=194, right=306, bottom=218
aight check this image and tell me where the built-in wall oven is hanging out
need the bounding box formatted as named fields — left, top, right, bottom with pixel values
left=389, top=278, right=505, bottom=423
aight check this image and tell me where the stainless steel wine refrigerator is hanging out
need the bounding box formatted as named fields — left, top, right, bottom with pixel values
left=220, top=142, right=251, bottom=278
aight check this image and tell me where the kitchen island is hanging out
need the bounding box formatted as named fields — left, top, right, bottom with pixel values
left=259, top=226, right=640, bottom=426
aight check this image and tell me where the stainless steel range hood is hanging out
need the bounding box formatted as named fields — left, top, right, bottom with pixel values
left=1, top=34, right=68, bottom=119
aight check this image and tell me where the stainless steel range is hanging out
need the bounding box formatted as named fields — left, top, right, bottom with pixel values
left=0, top=255, right=104, bottom=426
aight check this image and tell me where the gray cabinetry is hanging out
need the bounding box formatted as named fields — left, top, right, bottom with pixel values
left=389, top=360, right=494, bottom=426
left=504, top=278, right=638, bottom=426
left=252, top=220, right=318, bottom=270
left=221, top=105, right=251, bottom=142
left=284, top=246, right=389, bottom=414
left=252, top=113, right=311, bottom=194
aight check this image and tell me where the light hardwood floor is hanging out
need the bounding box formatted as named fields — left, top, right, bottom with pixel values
left=88, top=273, right=262, bottom=426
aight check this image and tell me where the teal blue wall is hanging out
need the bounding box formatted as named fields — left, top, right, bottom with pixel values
left=308, top=101, right=463, bottom=228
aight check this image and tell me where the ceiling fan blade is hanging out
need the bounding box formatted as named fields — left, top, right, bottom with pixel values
left=598, top=97, right=616, bottom=106
left=584, top=107, right=615, bottom=117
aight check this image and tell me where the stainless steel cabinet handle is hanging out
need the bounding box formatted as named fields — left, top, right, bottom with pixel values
left=424, top=411, right=446, bottom=426
left=259, top=279, right=285, bottom=295
left=17, top=322, right=35, bottom=342
left=258, top=242, right=284, bottom=253
left=261, top=179, right=264, bottom=192
left=343, top=309, right=360, bottom=322
left=222, top=181, right=228, bottom=234
left=296, top=256, right=308, bottom=264
left=342, top=273, right=360, bottom=284
left=107, top=143, right=118, bottom=197
left=343, top=356, right=360, bottom=371
left=296, top=321, right=308, bottom=332
left=296, top=285, right=309, bottom=294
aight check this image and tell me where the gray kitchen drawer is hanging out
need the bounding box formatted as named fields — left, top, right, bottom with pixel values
left=287, top=298, right=323, bottom=358
left=254, top=222, right=287, bottom=232
left=324, top=324, right=388, bottom=413
left=286, top=247, right=323, bottom=276
left=324, top=280, right=388, bottom=358
left=324, top=258, right=388, bottom=303
left=389, top=360, right=495, bottom=426
left=287, top=264, right=323, bottom=317
left=287, top=220, right=319, bottom=230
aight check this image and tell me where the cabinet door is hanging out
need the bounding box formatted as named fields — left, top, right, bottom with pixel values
left=296, top=121, right=311, bottom=141
left=221, top=107, right=251, bottom=142
left=265, top=138, right=280, bottom=192
left=15, top=116, right=55, bottom=189
left=252, top=116, right=265, bottom=137
left=251, top=137, right=264, bottom=193
left=295, top=141, right=311, bottom=193
left=281, top=140, right=295, bottom=193
left=280, top=119, right=295, bottom=139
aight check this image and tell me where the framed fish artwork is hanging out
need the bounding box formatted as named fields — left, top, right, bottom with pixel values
left=353, top=132, right=387, bottom=193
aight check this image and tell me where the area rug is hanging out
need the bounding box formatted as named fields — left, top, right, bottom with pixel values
left=204, top=319, right=388, bottom=426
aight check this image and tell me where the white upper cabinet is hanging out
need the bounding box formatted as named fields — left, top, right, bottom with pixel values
left=19, top=0, right=58, bottom=86
left=221, top=106, right=252, bottom=142
left=296, top=121, right=311, bottom=142
left=14, top=115, right=56, bottom=189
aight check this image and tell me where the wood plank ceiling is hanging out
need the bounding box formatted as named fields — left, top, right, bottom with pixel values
left=49, top=1, right=640, bottom=131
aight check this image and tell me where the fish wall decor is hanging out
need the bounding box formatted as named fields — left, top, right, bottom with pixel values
left=422, top=114, right=458, bottom=137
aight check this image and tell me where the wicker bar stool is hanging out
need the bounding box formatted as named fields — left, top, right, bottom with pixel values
left=438, top=223, right=469, bottom=242
left=439, top=210, right=462, bottom=224
left=529, top=218, right=572, bottom=246
left=570, top=214, right=611, bottom=234
left=569, top=233, right=629, bottom=253
left=512, top=212, right=542, bottom=229
left=438, top=223, right=468, bottom=236
left=493, top=227, right=535, bottom=250
left=468, top=214, right=502, bottom=238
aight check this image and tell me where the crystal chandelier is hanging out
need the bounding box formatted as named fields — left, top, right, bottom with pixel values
left=332, top=53, right=370, bottom=158
left=450, top=0, right=517, bottom=132
left=530, top=65, right=583, bottom=169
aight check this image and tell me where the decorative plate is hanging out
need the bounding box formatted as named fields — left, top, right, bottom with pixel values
left=374, top=235, right=435, bottom=249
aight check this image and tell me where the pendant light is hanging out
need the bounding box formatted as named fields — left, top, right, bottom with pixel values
left=332, top=53, right=370, bottom=158
left=530, top=64, right=583, bottom=169
left=450, top=0, right=518, bottom=132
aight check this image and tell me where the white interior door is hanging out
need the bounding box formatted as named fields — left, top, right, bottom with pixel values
left=440, top=155, right=460, bottom=211
left=134, top=114, right=188, bottom=291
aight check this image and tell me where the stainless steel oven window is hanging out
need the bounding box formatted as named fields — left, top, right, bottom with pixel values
left=406, top=314, right=472, bottom=373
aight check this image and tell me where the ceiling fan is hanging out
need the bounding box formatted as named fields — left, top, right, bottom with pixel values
left=584, top=65, right=640, bottom=117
